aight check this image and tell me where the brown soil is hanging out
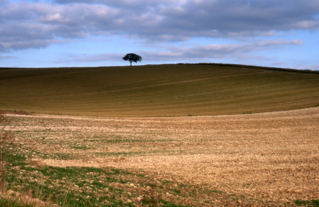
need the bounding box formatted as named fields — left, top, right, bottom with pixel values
left=0, top=109, right=31, bottom=115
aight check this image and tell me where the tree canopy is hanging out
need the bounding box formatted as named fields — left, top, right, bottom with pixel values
left=123, top=53, right=142, bottom=66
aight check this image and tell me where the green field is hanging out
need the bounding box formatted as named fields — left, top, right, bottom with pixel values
left=1, top=64, right=319, bottom=116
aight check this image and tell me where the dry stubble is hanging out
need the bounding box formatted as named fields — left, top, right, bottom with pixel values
left=4, top=107, right=319, bottom=205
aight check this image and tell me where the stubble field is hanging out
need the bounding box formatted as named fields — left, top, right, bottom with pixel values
left=2, top=107, right=319, bottom=206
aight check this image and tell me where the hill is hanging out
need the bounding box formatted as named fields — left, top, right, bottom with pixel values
left=1, top=64, right=319, bottom=116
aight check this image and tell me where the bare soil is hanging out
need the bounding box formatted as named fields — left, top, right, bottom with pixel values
left=3, top=107, right=319, bottom=205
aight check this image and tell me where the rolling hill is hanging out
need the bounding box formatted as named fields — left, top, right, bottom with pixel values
left=1, top=64, right=319, bottom=116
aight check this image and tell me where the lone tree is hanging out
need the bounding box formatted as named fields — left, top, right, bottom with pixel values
left=123, top=53, right=142, bottom=66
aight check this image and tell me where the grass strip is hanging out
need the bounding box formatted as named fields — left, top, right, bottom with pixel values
left=295, top=199, right=319, bottom=206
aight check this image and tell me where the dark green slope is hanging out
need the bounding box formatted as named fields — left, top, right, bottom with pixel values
left=1, top=64, right=319, bottom=116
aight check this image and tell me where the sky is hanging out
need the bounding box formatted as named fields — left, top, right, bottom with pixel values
left=1, top=0, right=319, bottom=69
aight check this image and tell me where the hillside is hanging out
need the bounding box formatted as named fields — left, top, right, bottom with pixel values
left=1, top=64, right=319, bottom=116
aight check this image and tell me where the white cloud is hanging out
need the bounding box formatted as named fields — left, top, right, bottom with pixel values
left=308, top=64, right=319, bottom=70
left=161, top=39, right=303, bottom=60
left=0, top=0, right=318, bottom=52
left=57, top=39, right=303, bottom=64
left=0, top=54, right=15, bottom=59
left=256, top=39, right=303, bottom=47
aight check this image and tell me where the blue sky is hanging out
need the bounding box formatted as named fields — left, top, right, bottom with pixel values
left=1, top=0, right=319, bottom=70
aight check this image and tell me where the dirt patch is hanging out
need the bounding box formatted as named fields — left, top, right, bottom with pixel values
left=0, top=109, right=31, bottom=115
left=4, top=107, right=319, bottom=205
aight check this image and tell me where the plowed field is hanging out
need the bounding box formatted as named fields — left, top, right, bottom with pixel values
left=1, top=64, right=319, bottom=117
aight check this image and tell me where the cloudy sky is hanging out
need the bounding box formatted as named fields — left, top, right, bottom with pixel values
left=1, top=0, right=319, bottom=69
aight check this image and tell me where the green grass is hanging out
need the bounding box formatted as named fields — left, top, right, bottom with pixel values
left=295, top=199, right=319, bottom=206
left=1, top=63, right=319, bottom=116
left=0, top=197, right=35, bottom=207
